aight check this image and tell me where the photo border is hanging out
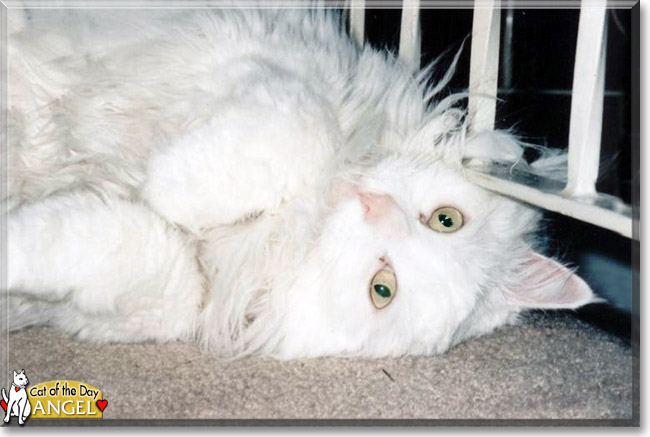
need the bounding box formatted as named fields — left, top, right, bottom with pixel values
left=1, top=0, right=640, bottom=427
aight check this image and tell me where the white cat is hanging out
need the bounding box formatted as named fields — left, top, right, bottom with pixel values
left=5, top=8, right=596, bottom=359
left=2, top=370, right=31, bottom=425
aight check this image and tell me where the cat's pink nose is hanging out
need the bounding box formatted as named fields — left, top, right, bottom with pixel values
left=359, top=191, right=411, bottom=238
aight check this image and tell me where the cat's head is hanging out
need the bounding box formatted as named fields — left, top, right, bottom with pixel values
left=199, top=123, right=597, bottom=359
left=13, top=370, right=28, bottom=386
left=263, top=132, right=596, bottom=358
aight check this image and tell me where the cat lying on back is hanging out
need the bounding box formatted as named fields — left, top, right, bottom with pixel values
left=5, top=8, right=595, bottom=359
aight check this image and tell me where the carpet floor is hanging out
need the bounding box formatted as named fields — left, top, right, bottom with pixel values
left=7, top=310, right=637, bottom=424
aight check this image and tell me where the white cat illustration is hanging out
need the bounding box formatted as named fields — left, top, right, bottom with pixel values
left=2, top=370, right=32, bottom=425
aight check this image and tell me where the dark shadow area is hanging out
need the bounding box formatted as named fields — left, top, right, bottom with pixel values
left=568, top=303, right=634, bottom=346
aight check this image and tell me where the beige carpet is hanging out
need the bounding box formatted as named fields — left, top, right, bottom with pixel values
left=6, top=310, right=637, bottom=425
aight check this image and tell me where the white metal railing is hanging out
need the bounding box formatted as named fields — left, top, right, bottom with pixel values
left=398, top=0, right=422, bottom=70
left=349, top=0, right=366, bottom=48
left=346, top=0, right=635, bottom=240
left=468, top=0, right=501, bottom=132
left=565, top=0, right=608, bottom=197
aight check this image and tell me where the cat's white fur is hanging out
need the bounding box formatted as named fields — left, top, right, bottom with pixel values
left=5, top=8, right=596, bottom=359
left=2, top=370, right=31, bottom=425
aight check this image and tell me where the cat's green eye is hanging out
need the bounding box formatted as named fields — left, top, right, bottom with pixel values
left=369, top=269, right=397, bottom=309
left=427, top=207, right=464, bottom=233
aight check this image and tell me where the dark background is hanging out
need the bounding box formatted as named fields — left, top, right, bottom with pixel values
left=358, top=7, right=636, bottom=343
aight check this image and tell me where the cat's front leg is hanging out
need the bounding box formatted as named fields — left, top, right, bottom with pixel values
left=16, top=401, right=24, bottom=425
left=6, top=192, right=205, bottom=343
left=21, top=394, right=31, bottom=422
left=141, top=68, right=341, bottom=234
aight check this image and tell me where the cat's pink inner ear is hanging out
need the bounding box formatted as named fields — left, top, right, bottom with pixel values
left=505, top=251, right=596, bottom=309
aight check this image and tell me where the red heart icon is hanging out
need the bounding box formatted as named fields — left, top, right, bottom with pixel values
left=1, top=399, right=6, bottom=412
left=96, top=399, right=108, bottom=412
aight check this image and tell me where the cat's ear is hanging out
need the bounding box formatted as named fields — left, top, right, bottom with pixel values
left=13, top=370, right=17, bottom=377
left=504, top=250, right=598, bottom=309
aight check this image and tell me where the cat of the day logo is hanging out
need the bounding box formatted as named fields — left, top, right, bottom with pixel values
left=2, top=370, right=108, bottom=424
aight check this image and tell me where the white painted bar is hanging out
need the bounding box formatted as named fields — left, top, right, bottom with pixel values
left=462, top=1, right=633, bottom=239
left=563, top=0, right=608, bottom=197
left=349, top=0, right=365, bottom=48
left=502, top=7, right=514, bottom=90
left=464, top=167, right=634, bottom=239
left=468, top=0, right=501, bottom=133
left=399, top=0, right=421, bottom=71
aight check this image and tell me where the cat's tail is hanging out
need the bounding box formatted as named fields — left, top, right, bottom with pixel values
left=2, top=388, right=7, bottom=404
